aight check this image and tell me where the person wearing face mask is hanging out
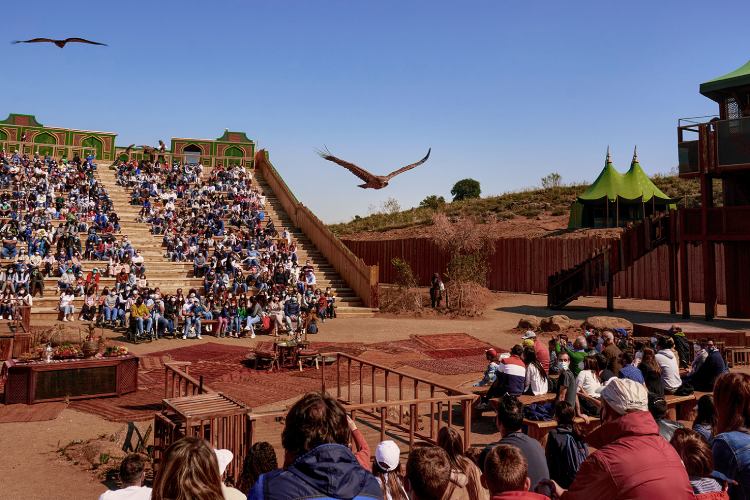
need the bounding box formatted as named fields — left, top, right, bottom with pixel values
left=555, top=352, right=588, bottom=423
left=130, top=296, right=152, bottom=341
left=161, top=295, right=177, bottom=338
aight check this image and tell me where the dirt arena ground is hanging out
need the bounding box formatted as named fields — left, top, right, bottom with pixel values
left=2, top=292, right=748, bottom=499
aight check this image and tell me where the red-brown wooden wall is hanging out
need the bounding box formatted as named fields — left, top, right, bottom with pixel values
left=342, top=238, right=727, bottom=304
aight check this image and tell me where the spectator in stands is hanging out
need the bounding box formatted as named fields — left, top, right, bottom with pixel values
left=618, top=351, right=645, bottom=384
left=405, top=446, right=451, bottom=500
left=712, top=372, right=750, bottom=499
left=669, top=325, right=692, bottom=370
left=556, top=352, right=586, bottom=421
left=98, top=453, right=151, bottom=500
left=655, top=336, right=682, bottom=394
left=649, top=396, right=684, bottom=442
left=481, top=395, right=549, bottom=490
left=130, top=296, right=152, bottom=340
left=685, top=340, right=728, bottom=392
left=541, top=378, right=694, bottom=499
left=670, top=429, right=733, bottom=499
left=438, top=426, right=488, bottom=500
left=214, top=448, right=246, bottom=500
left=283, top=295, right=302, bottom=333
left=545, top=401, right=588, bottom=489
left=522, top=331, right=550, bottom=373
left=372, top=440, right=408, bottom=500
left=474, top=348, right=501, bottom=388
left=58, top=288, right=75, bottom=321
left=638, top=348, right=665, bottom=397
left=151, top=436, right=225, bottom=500
left=555, top=335, right=588, bottom=376
left=481, top=444, right=549, bottom=500
left=237, top=441, right=278, bottom=495
left=601, top=331, right=622, bottom=375
left=346, top=415, right=372, bottom=471
left=522, top=346, right=548, bottom=396
left=489, top=345, right=526, bottom=398
left=693, top=394, right=717, bottom=442
left=576, top=356, right=603, bottom=417
left=248, top=391, right=380, bottom=499
left=181, top=295, right=203, bottom=340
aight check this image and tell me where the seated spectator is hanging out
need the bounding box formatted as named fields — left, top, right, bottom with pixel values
left=347, top=415, right=371, bottom=471
left=373, top=440, right=408, bottom=500
left=237, top=441, right=278, bottom=495
left=655, top=336, right=682, bottom=394
left=481, top=395, right=549, bottom=490
left=542, top=378, right=694, bottom=499
left=214, top=448, right=246, bottom=500
left=670, top=429, right=732, bottom=499
left=692, top=394, right=716, bottom=442
left=617, top=351, right=644, bottom=384
left=545, top=402, right=588, bottom=489
left=638, top=348, right=665, bottom=397
left=649, top=396, right=684, bottom=442
left=668, top=325, right=692, bottom=370
left=522, top=346, right=548, bottom=396
left=555, top=335, right=588, bottom=376
left=601, top=331, right=622, bottom=376
left=248, top=392, right=380, bottom=499
left=98, top=453, right=151, bottom=500
left=405, top=446, right=451, bottom=500
left=712, top=373, right=750, bottom=499
left=522, top=330, right=550, bottom=373
left=474, top=348, right=501, bottom=387
left=488, top=345, right=526, bottom=398
left=151, top=436, right=225, bottom=500
left=556, top=351, right=587, bottom=421
left=685, top=340, right=727, bottom=392
left=437, top=426, right=488, bottom=500
left=481, top=444, right=549, bottom=499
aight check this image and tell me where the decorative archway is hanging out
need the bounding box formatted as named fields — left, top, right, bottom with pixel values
left=33, top=131, right=56, bottom=157
left=81, top=136, right=104, bottom=160
left=224, top=146, right=244, bottom=166
left=183, top=144, right=202, bottom=165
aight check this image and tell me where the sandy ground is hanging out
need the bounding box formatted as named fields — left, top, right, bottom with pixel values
left=3, top=292, right=749, bottom=499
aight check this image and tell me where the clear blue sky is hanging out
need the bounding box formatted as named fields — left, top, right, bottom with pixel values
left=3, top=1, right=748, bottom=222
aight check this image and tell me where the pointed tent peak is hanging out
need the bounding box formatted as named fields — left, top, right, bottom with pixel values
left=632, top=145, right=638, bottom=164
left=606, top=145, right=612, bottom=164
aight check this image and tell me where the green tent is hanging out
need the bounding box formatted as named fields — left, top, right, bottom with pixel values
left=700, top=60, right=750, bottom=102
left=568, top=148, right=678, bottom=229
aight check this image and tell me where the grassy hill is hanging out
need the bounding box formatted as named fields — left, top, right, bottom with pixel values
left=329, top=174, right=704, bottom=236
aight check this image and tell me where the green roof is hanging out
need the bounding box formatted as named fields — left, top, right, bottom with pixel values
left=700, top=60, right=750, bottom=102
left=577, top=149, right=678, bottom=204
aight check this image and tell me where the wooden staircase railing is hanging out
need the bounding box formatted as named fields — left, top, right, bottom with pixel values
left=547, top=212, right=673, bottom=310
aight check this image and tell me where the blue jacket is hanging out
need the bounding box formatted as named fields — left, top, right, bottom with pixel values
left=712, top=430, right=750, bottom=500
left=248, top=444, right=381, bottom=500
left=687, top=348, right=727, bottom=392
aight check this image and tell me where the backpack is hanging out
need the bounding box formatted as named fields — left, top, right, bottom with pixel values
left=307, top=321, right=318, bottom=334
left=562, top=432, right=588, bottom=475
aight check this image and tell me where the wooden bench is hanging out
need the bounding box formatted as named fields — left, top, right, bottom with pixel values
left=664, top=393, right=697, bottom=421
left=523, top=416, right=601, bottom=446
left=724, top=346, right=750, bottom=368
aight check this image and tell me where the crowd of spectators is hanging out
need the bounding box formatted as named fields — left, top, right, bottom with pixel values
left=0, top=149, right=142, bottom=322
left=99, top=372, right=750, bottom=498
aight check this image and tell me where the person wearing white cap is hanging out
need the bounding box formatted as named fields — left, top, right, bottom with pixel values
left=521, top=330, right=550, bottom=373
left=372, top=440, right=407, bottom=500
left=541, top=378, right=694, bottom=500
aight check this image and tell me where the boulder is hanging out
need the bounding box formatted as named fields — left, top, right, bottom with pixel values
left=583, top=316, right=633, bottom=332
left=540, top=315, right=571, bottom=332
left=517, top=316, right=541, bottom=330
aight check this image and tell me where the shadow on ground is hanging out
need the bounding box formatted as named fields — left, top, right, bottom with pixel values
left=496, top=304, right=750, bottom=330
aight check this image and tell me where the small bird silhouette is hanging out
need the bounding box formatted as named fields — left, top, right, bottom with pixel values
left=317, top=147, right=431, bottom=189
left=12, top=37, right=107, bottom=48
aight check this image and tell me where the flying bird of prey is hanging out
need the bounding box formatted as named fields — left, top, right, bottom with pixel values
left=109, top=144, right=135, bottom=167
left=12, top=37, right=107, bottom=48
left=317, top=147, right=431, bottom=189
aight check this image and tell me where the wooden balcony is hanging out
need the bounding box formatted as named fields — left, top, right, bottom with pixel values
left=680, top=207, right=750, bottom=240
left=678, top=116, right=750, bottom=177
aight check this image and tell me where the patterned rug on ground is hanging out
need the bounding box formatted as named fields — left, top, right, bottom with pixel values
left=65, top=333, right=494, bottom=423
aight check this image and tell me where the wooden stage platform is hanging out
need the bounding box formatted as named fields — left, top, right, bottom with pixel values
left=634, top=322, right=749, bottom=346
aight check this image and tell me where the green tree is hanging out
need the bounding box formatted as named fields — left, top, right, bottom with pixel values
left=541, top=172, right=562, bottom=189
left=451, top=179, right=481, bottom=201
left=419, top=195, right=446, bottom=210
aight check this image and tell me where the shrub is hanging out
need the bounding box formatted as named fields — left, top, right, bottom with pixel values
left=419, top=195, right=446, bottom=210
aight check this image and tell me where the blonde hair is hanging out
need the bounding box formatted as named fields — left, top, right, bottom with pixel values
left=152, top=436, right=224, bottom=500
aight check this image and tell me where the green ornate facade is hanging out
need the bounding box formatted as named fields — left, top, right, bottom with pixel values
left=0, top=113, right=117, bottom=160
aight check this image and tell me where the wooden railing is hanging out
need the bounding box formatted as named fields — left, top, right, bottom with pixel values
left=254, top=150, right=379, bottom=308
left=164, top=362, right=213, bottom=399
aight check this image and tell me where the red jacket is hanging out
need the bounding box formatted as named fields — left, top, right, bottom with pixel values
left=561, top=411, right=694, bottom=500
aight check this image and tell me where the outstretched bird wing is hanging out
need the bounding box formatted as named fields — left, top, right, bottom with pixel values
left=317, top=148, right=377, bottom=183
left=12, top=38, right=57, bottom=44
left=384, top=148, right=431, bottom=180
left=64, top=37, right=108, bottom=46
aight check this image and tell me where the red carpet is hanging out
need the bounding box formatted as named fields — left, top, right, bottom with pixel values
left=412, top=333, right=492, bottom=350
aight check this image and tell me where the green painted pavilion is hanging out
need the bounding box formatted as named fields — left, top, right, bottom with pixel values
left=568, top=148, right=678, bottom=229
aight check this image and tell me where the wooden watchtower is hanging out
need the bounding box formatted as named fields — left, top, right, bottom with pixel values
left=677, top=60, right=750, bottom=319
